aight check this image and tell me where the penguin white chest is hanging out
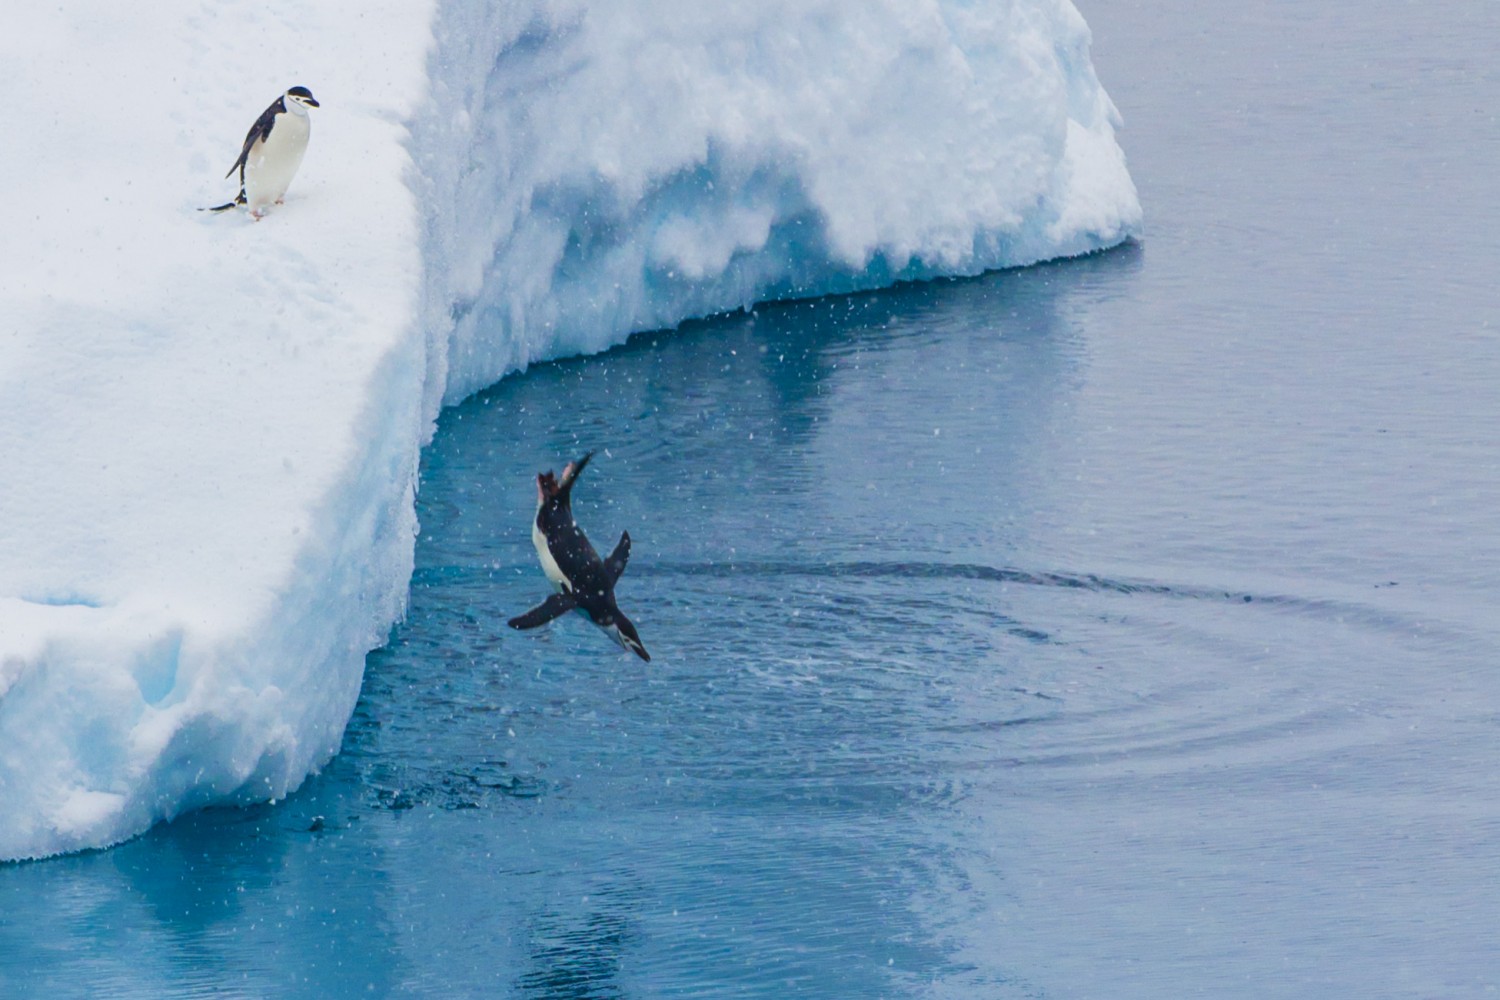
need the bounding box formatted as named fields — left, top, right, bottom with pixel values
left=245, top=112, right=310, bottom=214
left=532, top=513, right=571, bottom=592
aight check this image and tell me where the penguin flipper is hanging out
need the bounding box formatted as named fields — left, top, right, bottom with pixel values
left=226, top=102, right=280, bottom=179
left=225, top=133, right=258, bottom=181
left=604, top=530, right=631, bottom=584
left=508, top=591, right=577, bottom=630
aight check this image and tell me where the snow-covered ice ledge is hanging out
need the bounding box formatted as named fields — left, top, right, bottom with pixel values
left=0, top=0, right=1139, bottom=861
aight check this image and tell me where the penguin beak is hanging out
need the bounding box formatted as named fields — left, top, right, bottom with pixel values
left=598, top=616, right=649, bottom=662
left=611, top=618, right=650, bottom=662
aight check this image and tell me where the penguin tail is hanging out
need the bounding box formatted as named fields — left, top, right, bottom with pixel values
left=200, top=190, right=247, bottom=213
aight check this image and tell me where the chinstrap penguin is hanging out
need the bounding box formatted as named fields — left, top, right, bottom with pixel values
left=205, top=86, right=319, bottom=219
left=508, top=452, right=650, bottom=661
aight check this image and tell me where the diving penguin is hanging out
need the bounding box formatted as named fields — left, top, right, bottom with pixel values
left=206, top=86, right=320, bottom=218
left=508, top=452, right=650, bottom=661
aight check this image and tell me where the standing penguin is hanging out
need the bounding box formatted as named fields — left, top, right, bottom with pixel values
left=509, top=452, right=650, bottom=661
left=206, top=86, right=320, bottom=218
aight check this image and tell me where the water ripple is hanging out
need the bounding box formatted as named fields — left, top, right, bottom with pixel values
left=413, top=557, right=1455, bottom=643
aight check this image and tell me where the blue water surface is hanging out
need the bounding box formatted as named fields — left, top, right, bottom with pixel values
left=4, top=0, right=1500, bottom=996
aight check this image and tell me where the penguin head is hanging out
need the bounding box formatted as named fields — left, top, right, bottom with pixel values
left=601, top=613, right=650, bottom=662
left=285, top=86, right=320, bottom=113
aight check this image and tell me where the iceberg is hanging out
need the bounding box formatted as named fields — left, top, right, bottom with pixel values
left=0, top=0, right=1139, bottom=861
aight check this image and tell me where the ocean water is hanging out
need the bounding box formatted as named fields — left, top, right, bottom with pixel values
left=4, top=0, right=1500, bottom=996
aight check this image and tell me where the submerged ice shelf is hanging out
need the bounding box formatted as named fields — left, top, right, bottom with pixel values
left=0, top=0, right=1139, bottom=861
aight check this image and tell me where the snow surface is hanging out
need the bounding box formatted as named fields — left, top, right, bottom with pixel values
left=0, top=0, right=1139, bottom=860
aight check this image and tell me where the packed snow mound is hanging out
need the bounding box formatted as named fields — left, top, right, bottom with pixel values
left=0, top=0, right=1138, bottom=861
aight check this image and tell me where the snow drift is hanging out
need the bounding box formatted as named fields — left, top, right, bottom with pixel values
left=0, top=0, right=1139, bottom=861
